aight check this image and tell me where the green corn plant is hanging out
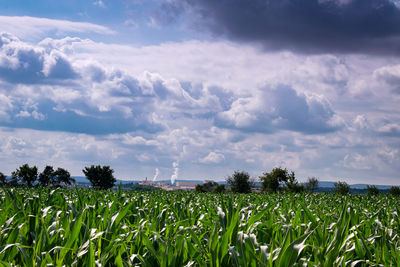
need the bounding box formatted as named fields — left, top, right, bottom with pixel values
left=0, top=188, right=399, bottom=266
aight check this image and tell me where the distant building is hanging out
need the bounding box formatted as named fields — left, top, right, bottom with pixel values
left=175, top=181, right=199, bottom=190
left=139, top=177, right=154, bottom=186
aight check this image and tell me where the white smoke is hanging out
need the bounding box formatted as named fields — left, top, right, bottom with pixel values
left=170, top=161, right=179, bottom=185
left=153, top=168, right=159, bottom=182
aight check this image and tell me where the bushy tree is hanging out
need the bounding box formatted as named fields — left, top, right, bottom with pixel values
left=83, top=165, right=116, bottom=190
left=260, top=167, right=298, bottom=193
left=334, top=181, right=350, bottom=195
left=39, top=166, right=75, bottom=187
left=39, top=166, right=56, bottom=186
left=54, top=168, right=75, bottom=187
left=195, top=181, right=225, bottom=193
left=305, top=177, right=319, bottom=192
left=0, top=172, right=6, bottom=186
left=389, top=186, right=400, bottom=196
left=214, top=184, right=226, bottom=193
left=366, top=185, right=379, bottom=195
left=226, top=171, right=253, bottom=193
left=11, top=164, right=38, bottom=187
left=285, top=172, right=304, bottom=193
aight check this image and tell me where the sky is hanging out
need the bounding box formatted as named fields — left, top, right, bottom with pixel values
left=0, top=0, right=400, bottom=185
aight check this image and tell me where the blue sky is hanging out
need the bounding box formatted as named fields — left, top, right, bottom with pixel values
left=0, top=0, right=400, bottom=185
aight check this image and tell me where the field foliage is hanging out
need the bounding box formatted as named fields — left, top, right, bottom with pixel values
left=0, top=187, right=399, bottom=266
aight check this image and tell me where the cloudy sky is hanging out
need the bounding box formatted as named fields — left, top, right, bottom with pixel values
left=1, top=0, right=400, bottom=185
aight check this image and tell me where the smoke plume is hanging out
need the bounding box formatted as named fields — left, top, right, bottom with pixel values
left=170, top=161, right=179, bottom=185
left=153, top=168, right=159, bottom=182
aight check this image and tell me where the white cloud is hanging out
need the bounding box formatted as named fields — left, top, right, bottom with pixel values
left=0, top=33, right=400, bottom=184
left=93, top=0, right=106, bottom=8
left=199, top=152, right=225, bottom=164
left=341, top=153, right=372, bottom=170
left=216, top=86, right=343, bottom=134
left=378, top=123, right=400, bottom=136
left=124, top=19, right=139, bottom=29
left=0, top=16, right=115, bottom=41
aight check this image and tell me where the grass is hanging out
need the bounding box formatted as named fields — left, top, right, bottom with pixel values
left=0, top=187, right=399, bottom=266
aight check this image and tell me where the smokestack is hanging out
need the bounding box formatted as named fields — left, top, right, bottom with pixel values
left=153, top=168, right=159, bottom=182
left=170, top=161, right=179, bottom=185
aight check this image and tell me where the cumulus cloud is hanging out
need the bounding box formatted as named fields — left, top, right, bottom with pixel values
left=155, top=0, right=400, bottom=55
left=0, top=31, right=400, bottom=184
left=0, top=33, right=78, bottom=84
left=199, top=151, right=225, bottom=164
left=0, top=33, right=224, bottom=134
left=217, top=85, right=343, bottom=134
left=378, top=123, right=400, bottom=136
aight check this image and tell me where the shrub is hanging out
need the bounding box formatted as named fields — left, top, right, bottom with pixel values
left=0, top=172, right=6, bottom=186
left=226, top=171, right=253, bottom=194
left=389, top=186, right=400, bottom=196
left=195, top=181, right=226, bottom=193
left=366, top=185, right=379, bottom=195
left=305, top=177, right=319, bottom=192
left=334, top=181, right=350, bottom=195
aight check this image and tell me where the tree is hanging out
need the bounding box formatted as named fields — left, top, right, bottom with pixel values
left=195, top=181, right=225, bottom=193
left=226, top=171, right=253, bottom=193
left=0, top=172, right=6, bottom=186
left=11, top=164, right=38, bottom=187
left=305, top=177, right=319, bottom=192
left=389, top=186, right=400, bottom=196
left=366, top=185, right=379, bottom=195
left=260, top=167, right=293, bottom=193
left=214, top=184, right=226, bottom=193
left=39, top=166, right=56, bottom=186
left=83, top=165, right=116, bottom=190
left=54, top=168, right=75, bottom=187
left=39, top=166, right=75, bottom=187
left=334, top=181, right=350, bottom=195
left=285, top=171, right=304, bottom=193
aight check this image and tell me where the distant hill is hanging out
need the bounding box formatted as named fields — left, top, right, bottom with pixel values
left=73, top=176, right=140, bottom=184
left=6, top=175, right=398, bottom=190
left=318, top=181, right=393, bottom=190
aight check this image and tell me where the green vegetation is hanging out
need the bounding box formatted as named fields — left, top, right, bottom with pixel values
left=226, top=171, right=253, bottom=193
left=0, top=172, right=6, bottom=186
left=305, top=177, right=319, bottom=192
left=195, top=181, right=225, bottom=193
left=39, top=166, right=75, bottom=187
left=334, top=181, right=350, bottom=195
left=11, top=164, right=38, bottom=187
left=390, top=186, right=400, bottom=196
left=366, top=185, right=380, bottom=196
left=82, top=165, right=116, bottom=190
left=260, top=167, right=304, bottom=193
left=0, top=188, right=399, bottom=266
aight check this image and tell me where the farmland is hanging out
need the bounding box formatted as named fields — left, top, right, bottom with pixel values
left=0, top=187, right=399, bottom=266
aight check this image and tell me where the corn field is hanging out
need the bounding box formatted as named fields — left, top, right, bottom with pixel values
left=0, top=187, right=399, bottom=266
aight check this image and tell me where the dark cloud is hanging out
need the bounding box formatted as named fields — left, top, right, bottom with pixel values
left=158, top=0, right=400, bottom=54
left=152, top=1, right=185, bottom=25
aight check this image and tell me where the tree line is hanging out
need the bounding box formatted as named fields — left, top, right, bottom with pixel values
left=1, top=164, right=400, bottom=195
left=0, top=164, right=116, bottom=190
left=199, top=167, right=400, bottom=196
